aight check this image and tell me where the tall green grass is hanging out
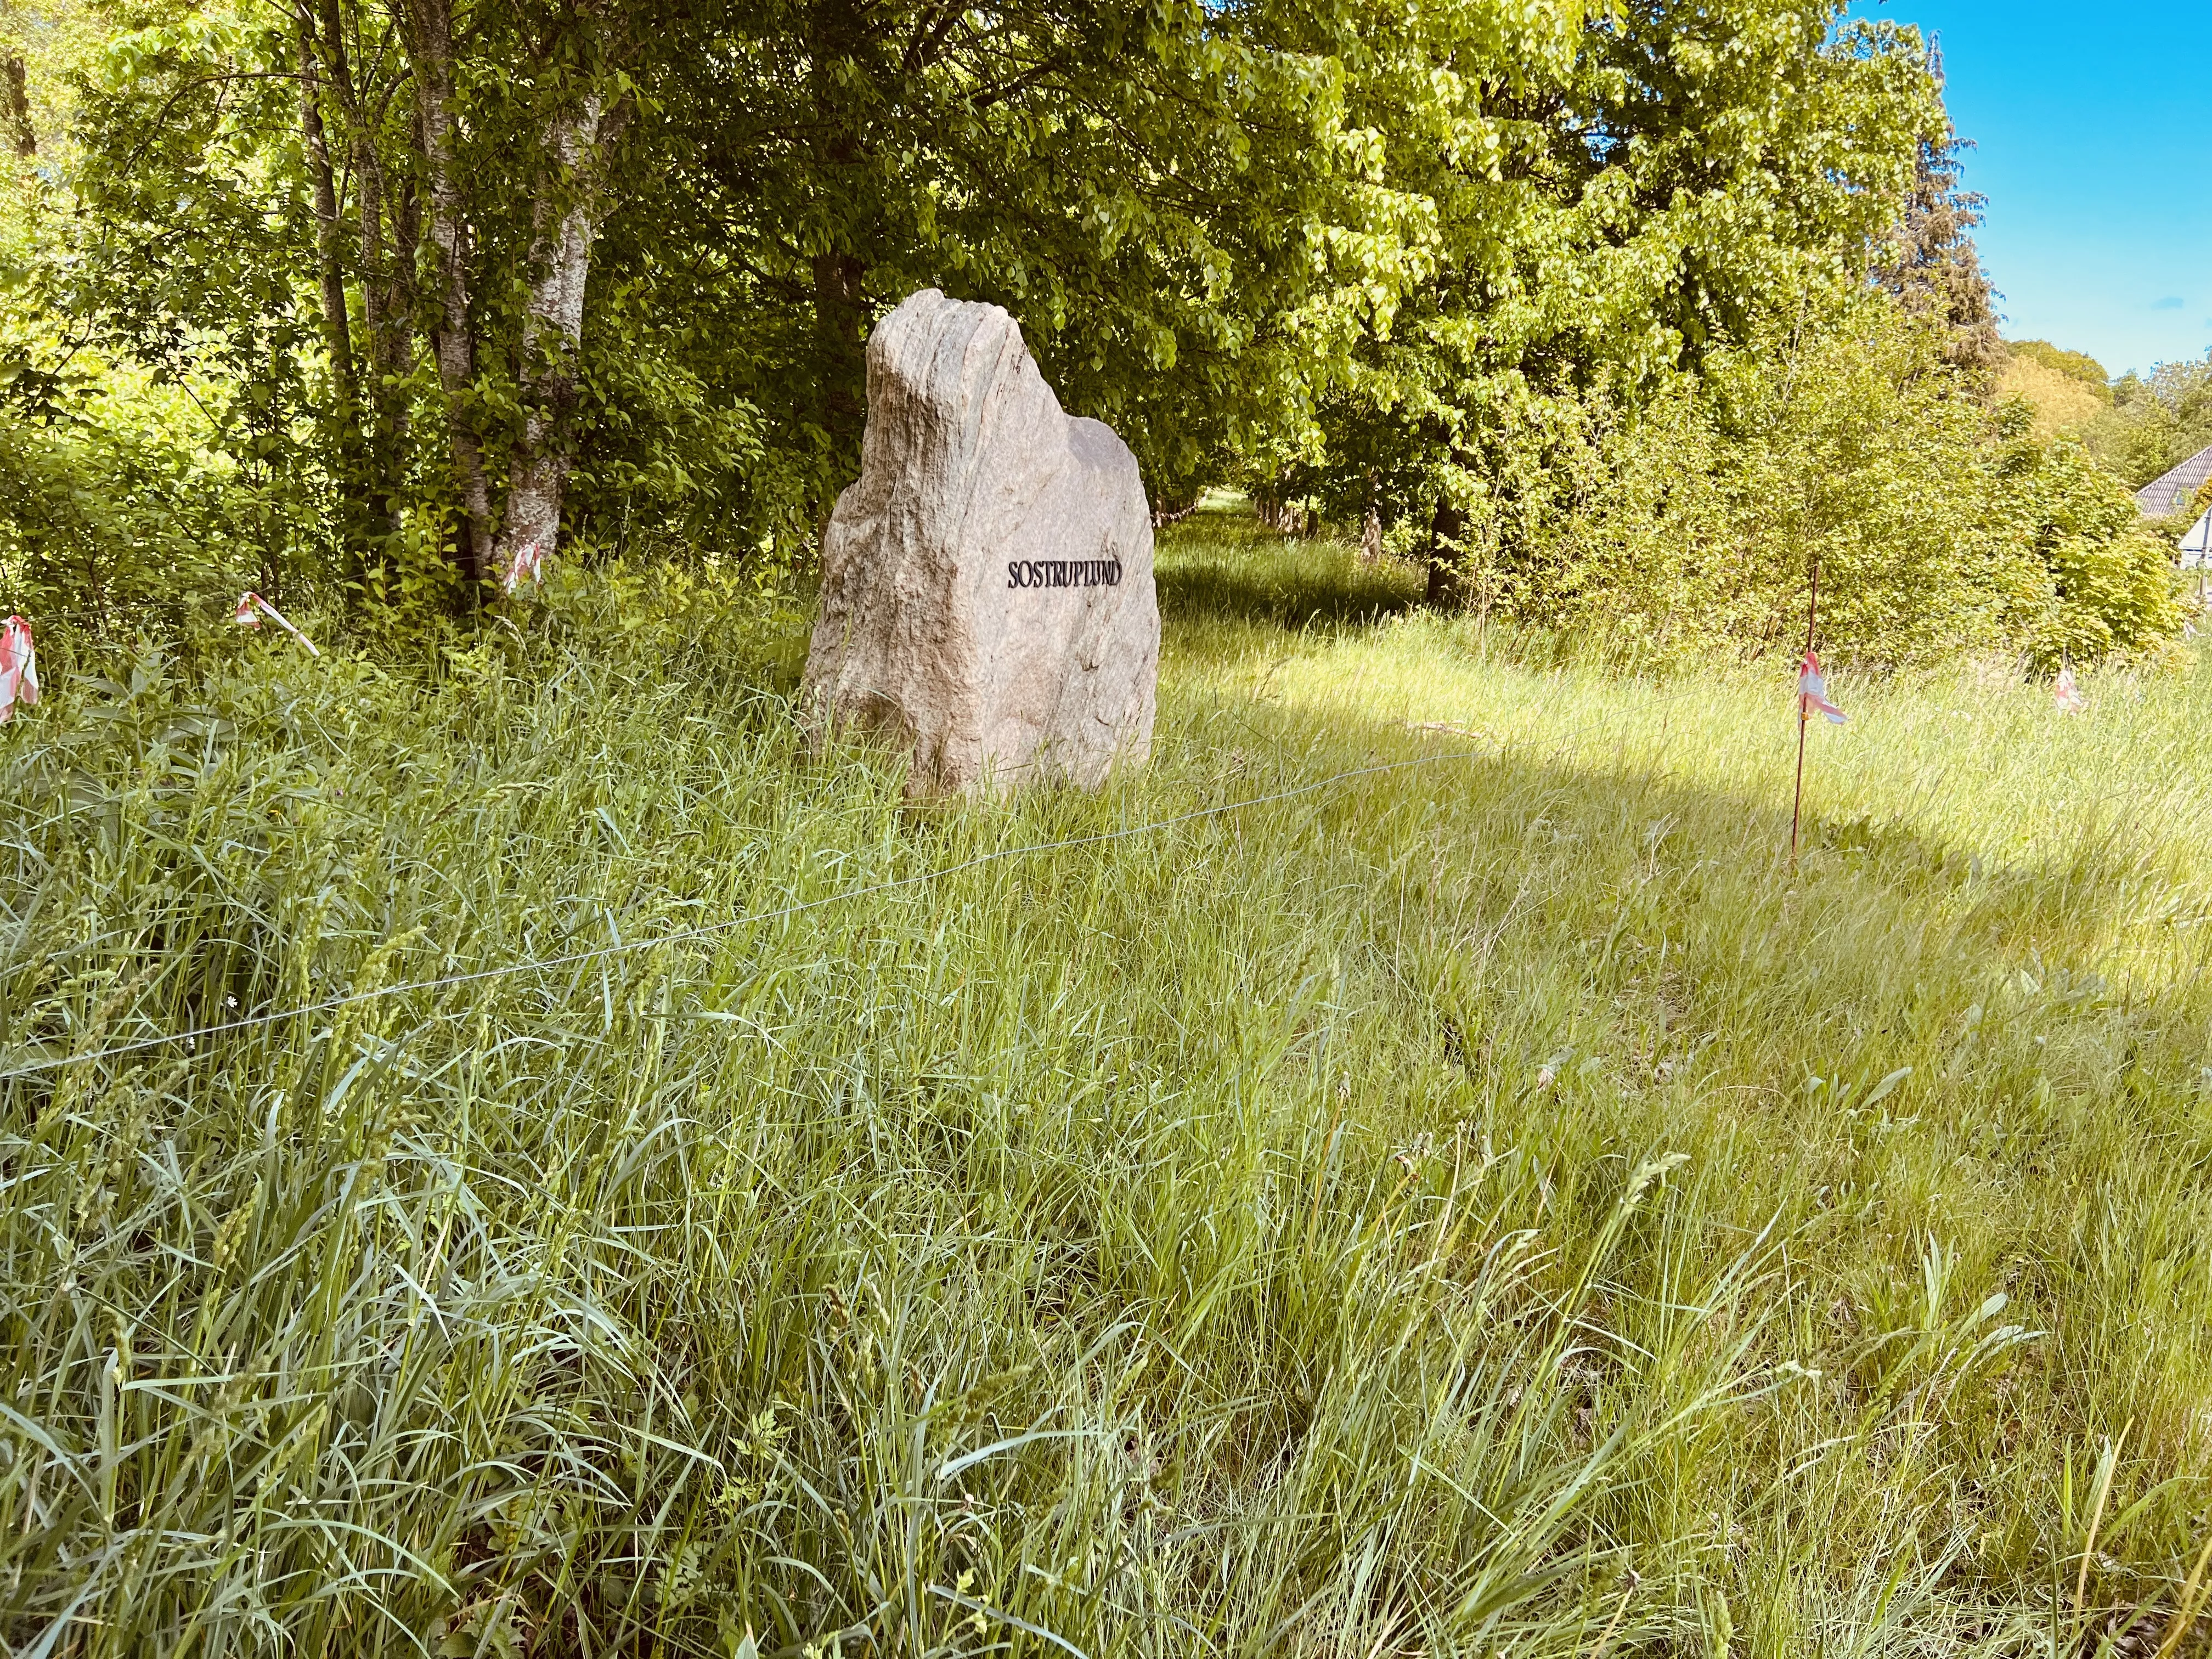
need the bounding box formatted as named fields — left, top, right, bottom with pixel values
left=3, top=515, right=2209, bottom=1656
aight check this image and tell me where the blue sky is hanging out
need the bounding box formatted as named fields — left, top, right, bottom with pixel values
left=1851, top=0, right=2211, bottom=378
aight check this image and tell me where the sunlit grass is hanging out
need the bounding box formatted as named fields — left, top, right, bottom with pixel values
left=1, top=516, right=2208, bottom=1657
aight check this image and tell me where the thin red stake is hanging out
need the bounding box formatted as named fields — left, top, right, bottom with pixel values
left=1790, top=558, right=1819, bottom=867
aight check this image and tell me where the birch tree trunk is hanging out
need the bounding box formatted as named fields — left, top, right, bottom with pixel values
left=490, top=91, right=628, bottom=579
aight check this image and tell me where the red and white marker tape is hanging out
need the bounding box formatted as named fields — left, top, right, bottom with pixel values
left=1797, top=650, right=1846, bottom=724
left=235, top=591, right=320, bottom=656
left=500, top=540, right=544, bottom=595
left=2052, top=665, right=2085, bottom=714
left=0, top=614, right=38, bottom=723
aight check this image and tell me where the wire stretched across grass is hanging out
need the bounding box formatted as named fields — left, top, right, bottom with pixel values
left=0, top=684, right=1710, bottom=1082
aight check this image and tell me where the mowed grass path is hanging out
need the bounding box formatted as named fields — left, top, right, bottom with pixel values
left=2, top=516, right=2209, bottom=1657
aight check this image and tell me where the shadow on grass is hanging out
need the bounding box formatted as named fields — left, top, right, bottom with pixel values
left=1156, top=506, right=1425, bottom=633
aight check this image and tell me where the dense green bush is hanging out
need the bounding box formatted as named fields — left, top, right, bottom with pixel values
left=1423, top=301, right=2185, bottom=667
left=0, top=408, right=245, bottom=634
left=1998, top=439, right=2189, bottom=663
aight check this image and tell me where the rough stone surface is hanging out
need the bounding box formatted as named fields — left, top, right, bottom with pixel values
left=800, top=289, right=1158, bottom=794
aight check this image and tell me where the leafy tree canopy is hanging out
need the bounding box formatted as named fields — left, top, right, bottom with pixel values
left=0, top=0, right=2183, bottom=666
left=2008, top=338, right=2111, bottom=392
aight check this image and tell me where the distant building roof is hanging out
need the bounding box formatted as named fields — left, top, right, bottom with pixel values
left=2136, top=443, right=2212, bottom=518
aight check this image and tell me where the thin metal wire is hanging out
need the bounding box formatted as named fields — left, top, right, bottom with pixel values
left=1, top=681, right=1710, bottom=1082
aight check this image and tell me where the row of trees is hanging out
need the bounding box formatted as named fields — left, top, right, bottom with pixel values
left=0, top=0, right=2187, bottom=660
left=2098, top=358, right=2212, bottom=493
left=1996, top=337, right=2212, bottom=494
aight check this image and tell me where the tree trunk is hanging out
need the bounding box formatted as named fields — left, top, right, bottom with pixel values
left=491, top=91, right=627, bottom=579
left=1152, top=489, right=1204, bottom=529
left=293, top=26, right=354, bottom=406
left=3, top=54, right=34, bottom=157
left=812, top=250, right=869, bottom=456
left=317, top=0, right=411, bottom=548
left=294, top=16, right=372, bottom=546
left=1425, top=496, right=1466, bottom=608
left=405, top=0, right=495, bottom=590
left=808, top=0, right=871, bottom=461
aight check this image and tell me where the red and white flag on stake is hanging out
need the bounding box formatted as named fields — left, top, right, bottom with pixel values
left=235, top=591, right=320, bottom=656
left=0, top=614, right=38, bottom=723
left=2052, top=665, right=2085, bottom=714
left=500, top=540, right=544, bottom=595
left=1797, top=650, right=1845, bottom=724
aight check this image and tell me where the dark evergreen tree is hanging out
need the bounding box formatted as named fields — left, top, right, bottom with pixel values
left=1873, top=52, right=2002, bottom=375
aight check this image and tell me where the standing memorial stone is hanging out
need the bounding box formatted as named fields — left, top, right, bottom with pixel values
left=800, top=289, right=1159, bottom=794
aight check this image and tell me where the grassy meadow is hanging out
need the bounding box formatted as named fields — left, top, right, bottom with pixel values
left=3, top=504, right=2211, bottom=1657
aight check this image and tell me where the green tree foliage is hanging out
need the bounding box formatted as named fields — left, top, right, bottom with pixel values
left=1412, top=299, right=2182, bottom=667
left=2084, top=352, right=2212, bottom=493
left=1999, top=436, right=2188, bottom=659
left=604, top=1, right=1380, bottom=544
left=2008, top=338, right=2111, bottom=395
left=1994, top=337, right=2113, bottom=445
left=0, top=404, right=240, bottom=629
left=1268, top=0, right=1947, bottom=602
left=48, top=0, right=648, bottom=596
left=0, top=0, right=2185, bottom=669
left=1871, top=121, right=2001, bottom=375
left=3, top=0, right=1426, bottom=613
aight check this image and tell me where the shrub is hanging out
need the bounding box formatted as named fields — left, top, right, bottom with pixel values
left=0, top=411, right=241, bottom=629
left=1995, top=437, right=2188, bottom=663
left=1437, top=300, right=2186, bottom=669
